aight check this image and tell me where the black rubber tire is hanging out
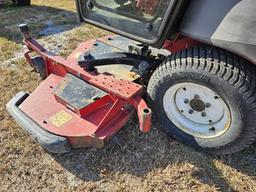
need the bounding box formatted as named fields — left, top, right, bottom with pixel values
left=147, top=46, right=256, bottom=155
left=14, top=0, right=31, bottom=6
left=32, top=56, right=47, bottom=80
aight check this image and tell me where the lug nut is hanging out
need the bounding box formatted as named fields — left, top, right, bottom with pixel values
left=201, top=112, right=206, bottom=117
left=206, top=103, right=211, bottom=108
left=189, top=109, right=194, bottom=114
left=184, top=99, right=189, bottom=104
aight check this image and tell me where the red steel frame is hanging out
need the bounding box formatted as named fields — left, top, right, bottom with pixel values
left=19, top=27, right=199, bottom=149
left=163, top=33, right=200, bottom=53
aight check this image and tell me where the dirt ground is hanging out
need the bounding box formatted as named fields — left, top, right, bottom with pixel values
left=0, top=1, right=256, bottom=192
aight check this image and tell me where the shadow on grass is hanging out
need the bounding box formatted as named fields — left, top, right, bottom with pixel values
left=53, top=120, right=256, bottom=191
left=0, top=4, right=78, bottom=43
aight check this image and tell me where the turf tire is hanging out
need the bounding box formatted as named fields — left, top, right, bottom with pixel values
left=147, top=46, right=256, bottom=155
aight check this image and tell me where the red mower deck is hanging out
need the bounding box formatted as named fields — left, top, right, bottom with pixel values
left=6, top=25, right=152, bottom=153
left=19, top=73, right=134, bottom=148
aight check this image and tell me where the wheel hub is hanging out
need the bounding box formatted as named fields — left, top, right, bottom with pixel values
left=190, top=98, right=206, bottom=112
left=163, top=83, right=231, bottom=138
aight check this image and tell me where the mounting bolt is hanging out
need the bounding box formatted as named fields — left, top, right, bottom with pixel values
left=201, top=112, right=206, bottom=117
left=92, top=95, right=100, bottom=101
left=87, top=1, right=94, bottom=9
left=189, top=109, right=194, bottom=114
left=194, top=95, right=199, bottom=99
left=184, top=99, right=189, bottom=104
left=145, top=23, right=153, bottom=31
left=205, top=103, right=211, bottom=108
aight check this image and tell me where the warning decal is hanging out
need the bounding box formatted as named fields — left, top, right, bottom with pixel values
left=49, top=111, right=73, bottom=127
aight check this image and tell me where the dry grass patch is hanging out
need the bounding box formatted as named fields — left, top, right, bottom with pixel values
left=0, top=38, right=21, bottom=61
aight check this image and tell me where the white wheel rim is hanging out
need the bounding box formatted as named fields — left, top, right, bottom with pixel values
left=163, top=83, right=231, bottom=139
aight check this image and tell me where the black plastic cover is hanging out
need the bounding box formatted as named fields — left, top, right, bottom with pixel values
left=180, top=0, right=256, bottom=64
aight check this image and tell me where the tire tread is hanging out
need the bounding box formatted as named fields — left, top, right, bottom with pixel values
left=147, top=46, right=256, bottom=154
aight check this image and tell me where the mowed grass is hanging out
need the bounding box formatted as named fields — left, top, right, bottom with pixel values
left=0, top=1, right=256, bottom=192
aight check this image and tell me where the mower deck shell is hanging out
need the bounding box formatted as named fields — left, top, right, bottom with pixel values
left=6, top=92, right=71, bottom=153
left=17, top=74, right=133, bottom=149
left=7, top=34, right=152, bottom=153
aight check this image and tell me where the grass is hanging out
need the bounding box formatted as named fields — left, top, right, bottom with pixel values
left=0, top=38, right=21, bottom=61
left=0, top=1, right=256, bottom=192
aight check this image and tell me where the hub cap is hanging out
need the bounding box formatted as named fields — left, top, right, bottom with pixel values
left=163, top=83, right=231, bottom=138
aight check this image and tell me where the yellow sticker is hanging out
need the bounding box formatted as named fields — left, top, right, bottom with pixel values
left=49, top=111, right=73, bottom=127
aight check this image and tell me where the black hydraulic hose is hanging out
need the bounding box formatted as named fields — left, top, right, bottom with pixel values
left=78, top=52, right=159, bottom=73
